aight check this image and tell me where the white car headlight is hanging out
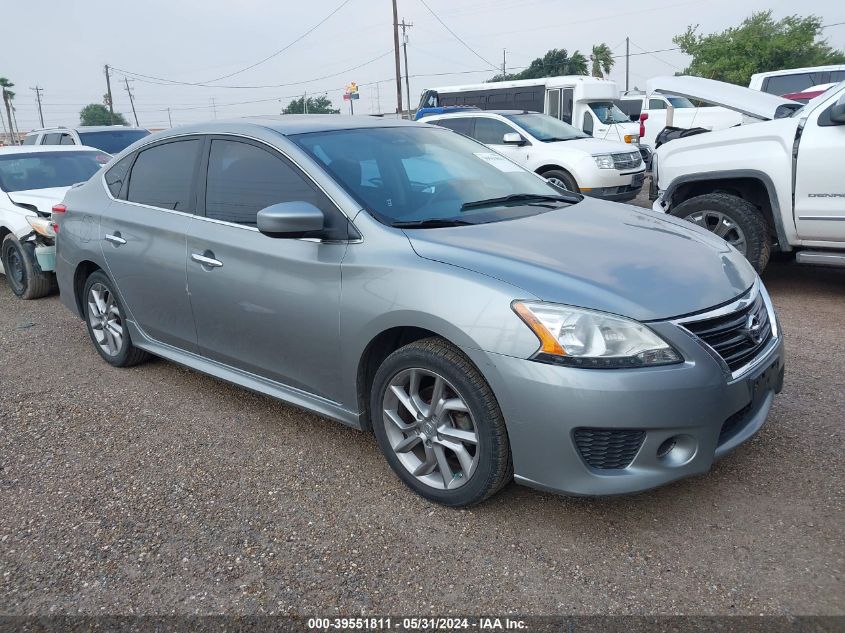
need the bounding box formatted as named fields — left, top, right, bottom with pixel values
left=592, top=154, right=615, bottom=169
left=513, top=301, right=682, bottom=368
left=26, top=215, right=56, bottom=238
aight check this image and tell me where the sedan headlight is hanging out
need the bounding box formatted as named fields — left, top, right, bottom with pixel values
left=26, top=215, right=56, bottom=238
left=513, top=301, right=682, bottom=368
left=593, top=154, right=615, bottom=169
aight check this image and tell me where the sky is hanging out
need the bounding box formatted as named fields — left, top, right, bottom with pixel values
left=2, top=0, right=843, bottom=132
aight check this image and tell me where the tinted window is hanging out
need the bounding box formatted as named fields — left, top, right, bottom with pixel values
left=431, top=118, right=473, bottom=135
left=472, top=118, right=514, bottom=144
left=204, top=139, right=345, bottom=238
left=105, top=155, right=133, bottom=198
left=41, top=133, right=61, bottom=145
left=0, top=151, right=110, bottom=193
left=649, top=98, right=666, bottom=110
left=763, top=73, right=825, bottom=96
left=59, top=133, right=76, bottom=145
left=22, top=134, right=37, bottom=145
left=127, top=140, right=200, bottom=211
left=78, top=129, right=150, bottom=153
left=831, top=71, right=845, bottom=83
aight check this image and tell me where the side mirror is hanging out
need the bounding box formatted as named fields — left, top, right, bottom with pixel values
left=502, top=132, right=526, bottom=146
left=830, top=95, right=845, bottom=125
left=257, top=202, right=324, bottom=237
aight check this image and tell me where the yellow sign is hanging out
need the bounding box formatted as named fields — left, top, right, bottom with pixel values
left=345, top=82, right=358, bottom=94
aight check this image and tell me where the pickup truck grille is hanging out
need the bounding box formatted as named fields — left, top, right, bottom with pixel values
left=611, top=151, right=643, bottom=171
left=681, top=292, right=772, bottom=373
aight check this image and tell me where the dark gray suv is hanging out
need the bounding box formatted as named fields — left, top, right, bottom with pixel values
left=54, top=116, right=784, bottom=506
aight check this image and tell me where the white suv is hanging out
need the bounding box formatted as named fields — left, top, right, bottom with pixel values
left=425, top=111, right=645, bottom=202
left=23, top=126, right=149, bottom=154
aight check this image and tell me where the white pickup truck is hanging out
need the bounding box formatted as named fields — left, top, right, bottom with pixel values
left=650, top=76, right=845, bottom=272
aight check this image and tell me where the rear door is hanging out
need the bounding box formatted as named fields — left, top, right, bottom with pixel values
left=100, top=137, right=202, bottom=350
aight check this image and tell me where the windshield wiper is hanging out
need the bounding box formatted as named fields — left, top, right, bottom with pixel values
left=460, top=193, right=578, bottom=211
left=392, top=218, right=476, bottom=228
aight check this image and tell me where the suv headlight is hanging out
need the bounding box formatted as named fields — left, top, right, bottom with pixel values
left=593, top=154, right=615, bottom=169
left=513, top=301, right=682, bottom=368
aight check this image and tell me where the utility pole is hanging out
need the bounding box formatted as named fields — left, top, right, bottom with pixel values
left=104, top=64, right=115, bottom=124
left=502, top=49, right=507, bottom=78
left=123, top=78, right=139, bottom=126
left=30, top=86, right=45, bottom=127
left=625, top=37, right=630, bottom=92
left=211, top=97, right=217, bottom=119
left=391, top=0, right=403, bottom=116
left=167, top=107, right=173, bottom=128
left=2, top=89, right=13, bottom=144
left=376, top=81, right=381, bottom=115
left=303, top=90, right=308, bottom=114
left=400, top=19, right=413, bottom=119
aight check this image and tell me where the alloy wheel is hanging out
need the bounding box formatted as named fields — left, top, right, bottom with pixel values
left=686, top=210, right=748, bottom=254
left=87, top=283, right=124, bottom=357
left=382, top=368, right=479, bottom=490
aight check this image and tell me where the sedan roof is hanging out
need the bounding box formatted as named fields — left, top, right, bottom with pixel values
left=0, top=145, right=105, bottom=156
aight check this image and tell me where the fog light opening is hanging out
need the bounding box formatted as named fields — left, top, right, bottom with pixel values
left=656, top=434, right=697, bottom=467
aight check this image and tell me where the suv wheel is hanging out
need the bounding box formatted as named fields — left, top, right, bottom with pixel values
left=1, top=234, right=53, bottom=299
left=371, top=337, right=512, bottom=507
left=83, top=271, right=149, bottom=367
left=543, top=169, right=579, bottom=193
left=671, top=193, right=771, bottom=272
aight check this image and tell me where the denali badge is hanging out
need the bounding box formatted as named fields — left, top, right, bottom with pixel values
left=808, top=193, right=845, bottom=198
left=743, top=314, right=765, bottom=345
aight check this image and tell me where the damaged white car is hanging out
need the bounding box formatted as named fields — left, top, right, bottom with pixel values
left=0, top=146, right=110, bottom=299
left=649, top=76, right=845, bottom=272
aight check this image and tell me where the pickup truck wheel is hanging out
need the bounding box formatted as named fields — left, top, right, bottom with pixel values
left=1, top=234, right=53, bottom=300
left=542, top=169, right=579, bottom=193
left=671, top=193, right=771, bottom=272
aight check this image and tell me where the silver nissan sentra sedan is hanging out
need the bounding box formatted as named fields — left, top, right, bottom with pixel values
left=54, top=116, right=784, bottom=507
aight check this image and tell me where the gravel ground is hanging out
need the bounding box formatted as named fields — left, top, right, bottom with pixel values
left=0, top=239, right=843, bottom=615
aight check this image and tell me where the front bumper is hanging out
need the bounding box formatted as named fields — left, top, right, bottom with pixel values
left=461, top=313, right=784, bottom=496
left=583, top=170, right=646, bottom=202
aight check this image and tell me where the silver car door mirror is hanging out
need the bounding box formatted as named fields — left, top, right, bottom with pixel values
left=256, top=202, right=325, bottom=237
left=502, top=132, right=526, bottom=146
left=830, top=94, right=845, bottom=125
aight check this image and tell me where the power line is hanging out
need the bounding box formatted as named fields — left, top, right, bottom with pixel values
left=416, top=0, right=500, bottom=71
left=628, top=40, right=682, bottom=70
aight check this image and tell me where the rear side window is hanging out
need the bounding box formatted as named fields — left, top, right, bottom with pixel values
left=431, top=118, right=473, bottom=135
left=22, top=134, right=38, bottom=145
left=648, top=99, right=666, bottom=110
left=472, top=118, right=514, bottom=144
left=204, top=138, right=348, bottom=239
left=126, top=139, right=200, bottom=211
left=104, top=155, right=133, bottom=198
left=763, top=73, right=824, bottom=96
left=41, top=133, right=61, bottom=145
left=59, top=133, right=75, bottom=145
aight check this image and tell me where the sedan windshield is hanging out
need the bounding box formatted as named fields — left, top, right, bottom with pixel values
left=292, top=126, right=576, bottom=227
left=77, top=129, right=149, bottom=153
left=0, top=151, right=109, bottom=192
left=503, top=113, right=587, bottom=142
left=589, top=102, right=631, bottom=124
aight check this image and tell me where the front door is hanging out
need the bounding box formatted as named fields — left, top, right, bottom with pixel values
left=186, top=137, right=349, bottom=401
left=794, top=93, right=845, bottom=242
left=546, top=89, right=561, bottom=119
left=100, top=138, right=202, bottom=351
left=469, top=117, right=525, bottom=164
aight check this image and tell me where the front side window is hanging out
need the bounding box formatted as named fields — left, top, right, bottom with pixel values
left=0, top=151, right=110, bottom=193
left=126, top=139, right=200, bottom=211
left=204, top=139, right=347, bottom=238
left=22, top=135, right=37, bottom=145
left=293, top=126, right=572, bottom=227
left=648, top=99, right=666, bottom=110
left=472, top=118, right=515, bottom=145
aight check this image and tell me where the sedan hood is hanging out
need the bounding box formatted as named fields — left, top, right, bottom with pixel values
left=406, top=200, right=756, bottom=321
left=6, top=187, right=70, bottom=214
left=646, top=75, right=800, bottom=120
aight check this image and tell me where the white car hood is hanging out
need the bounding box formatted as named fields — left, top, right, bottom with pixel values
left=6, top=187, right=70, bottom=214
left=647, top=76, right=800, bottom=120
left=547, top=137, right=634, bottom=154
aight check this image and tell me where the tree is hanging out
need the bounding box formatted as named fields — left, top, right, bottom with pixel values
left=79, top=103, right=128, bottom=126
left=282, top=95, right=339, bottom=114
left=674, top=11, right=845, bottom=86
left=489, top=48, right=589, bottom=82
left=590, top=43, right=615, bottom=78
left=1, top=77, right=16, bottom=140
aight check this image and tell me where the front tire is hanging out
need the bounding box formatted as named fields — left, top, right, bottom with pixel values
left=371, top=338, right=512, bottom=507
left=542, top=169, right=579, bottom=193
left=1, top=234, right=53, bottom=299
left=83, top=271, right=149, bottom=367
left=671, top=193, right=771, bottom=272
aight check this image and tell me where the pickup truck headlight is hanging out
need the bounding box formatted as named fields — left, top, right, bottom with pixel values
left=513, top=301, right=682, bottom=368
left=592, top=154, right=615, bottom=169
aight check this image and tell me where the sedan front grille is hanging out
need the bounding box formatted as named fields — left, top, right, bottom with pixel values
left=573, top=428, right=645, bottom=469
left=682, top=292, right=772, bottom=373
left=611, top=151, right=643, bottom=171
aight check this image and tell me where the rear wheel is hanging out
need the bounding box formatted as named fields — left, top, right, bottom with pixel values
left=1, top=234, right=53, bottom=300
left=83, top=271, right=149, bottom=367
left=671, top=193, right=771, bottom=272
left=542, top=169, right=579, bottom=193
left=371, top=338, right=512, bottom=507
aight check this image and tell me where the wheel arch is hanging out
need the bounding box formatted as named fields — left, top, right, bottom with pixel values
left=72, top=260, right=104, bottom=317
left=665, top=170, right=792, bottom=252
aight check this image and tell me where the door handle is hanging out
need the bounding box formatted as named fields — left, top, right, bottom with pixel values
left=104, top=233, right=126, bottom=245
left=191, top=252, right=223, bottom=268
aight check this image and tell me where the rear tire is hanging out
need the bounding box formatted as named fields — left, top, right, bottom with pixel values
left=1, top=234, right=53, bottom=300
left=542, top=169, right=579, bottom=193
left=671, top=193, right=771, bottom=272
left=82, top=271, right=150, bottom=367
left=371, top=337, right=512, bottom=507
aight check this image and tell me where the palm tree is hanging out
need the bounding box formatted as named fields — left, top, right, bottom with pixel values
left=590, top=43, right=615, bottom=78
left=567, top=51, right=589, bottom=75
left=0, top=77, right=16, bottom=144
